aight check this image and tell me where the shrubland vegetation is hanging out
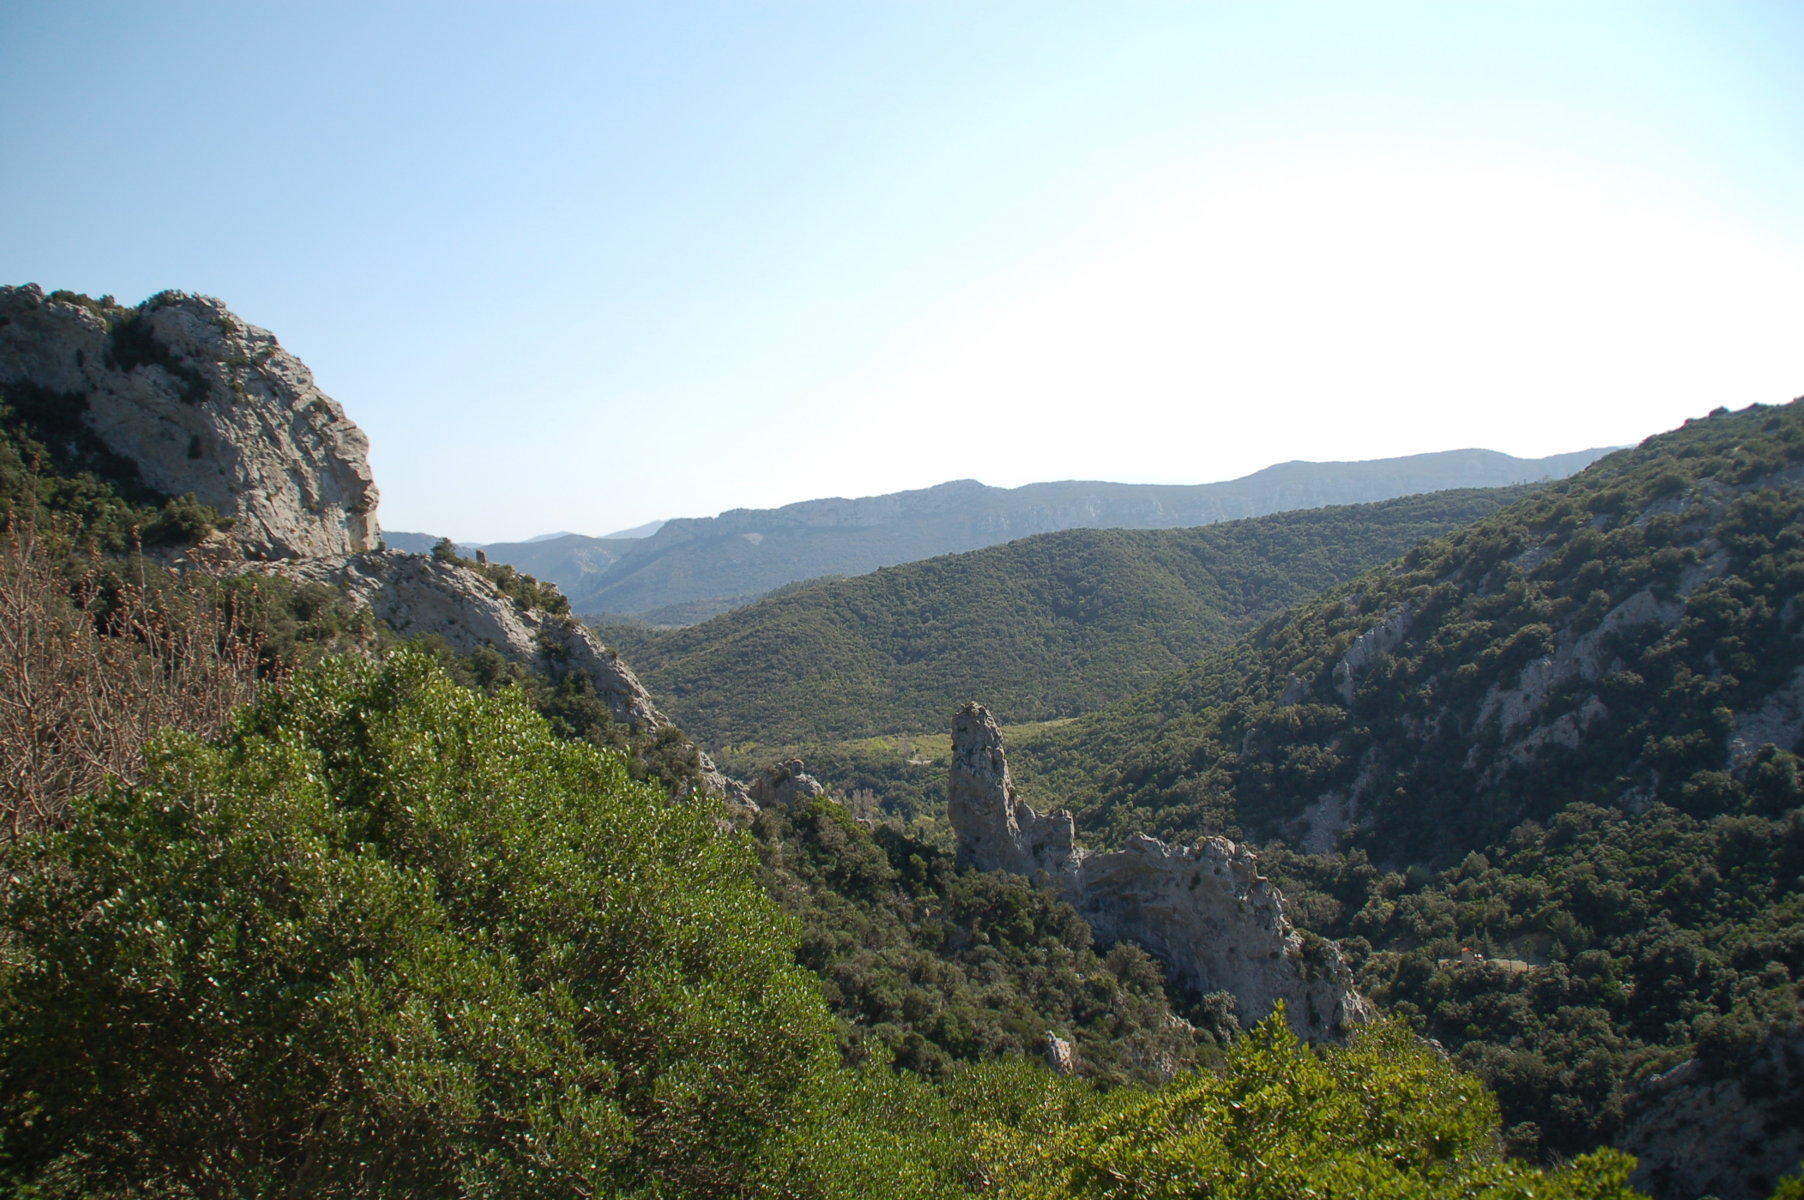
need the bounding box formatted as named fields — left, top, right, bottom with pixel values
left=717, top=730, right=957, bottom=829
left=0, top=651, right=1651, bottom=1198
left=1254, top=799, right=1804, bottom=1158
left=0, top=388, right=384, bottom=839
left=1, top=653, right=830, bottom=1197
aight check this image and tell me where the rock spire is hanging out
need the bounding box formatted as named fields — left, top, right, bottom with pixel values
left=950, top=701, right=1369, bottom=1041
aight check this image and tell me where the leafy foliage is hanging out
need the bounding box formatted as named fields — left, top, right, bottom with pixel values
left=1256, top=800, right=1804, bottom=1163
left=977, top=1010, right=1645, bottom=1200
left=0, top=651, right=833, bottom=1198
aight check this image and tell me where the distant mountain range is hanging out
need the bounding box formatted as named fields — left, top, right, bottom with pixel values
left=395, top=448, right=1612, bottom=623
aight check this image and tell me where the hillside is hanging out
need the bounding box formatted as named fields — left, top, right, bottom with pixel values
left=998, top=398, right=1804, bottom=1190
left=449, top=448, right=1609, bottom=622
left=0, top=285, right=1667, bottom=1199
left=615, top=486, right=1538, bottom=748
left=1011, top=400, right=1804, bottom=855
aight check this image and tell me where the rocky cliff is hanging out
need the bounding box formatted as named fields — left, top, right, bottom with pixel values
left=0, top=285, right=378, bottom=559
left=1617, top=1024, right=1804, bottom=1200
left=950, top=701, right=1369, bottom=1041
left=260, top=551, right=668, bottom=731
left=2, top=285, right=736, bottom=801
left=255, top=550, right=743, bottom=800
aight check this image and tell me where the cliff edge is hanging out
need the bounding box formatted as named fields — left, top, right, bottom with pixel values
left=0, top=285, right=378, bottom=559
left=2, top=284, right=736, bottom=800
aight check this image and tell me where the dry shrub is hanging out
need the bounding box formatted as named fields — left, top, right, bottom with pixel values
left=0, top=518, right=263, bottom=842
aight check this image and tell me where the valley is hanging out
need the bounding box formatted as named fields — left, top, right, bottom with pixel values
left=1, top=284, right=1798, bottom=1199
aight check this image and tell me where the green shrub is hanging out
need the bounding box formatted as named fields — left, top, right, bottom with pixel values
left=0, top=650, right=833, bottom=1198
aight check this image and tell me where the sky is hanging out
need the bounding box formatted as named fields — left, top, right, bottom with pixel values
left=3, top=2, right=1801, bottom=542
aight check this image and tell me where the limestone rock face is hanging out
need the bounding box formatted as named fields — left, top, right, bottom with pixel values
left=0, top=285, right=378, bottom=559
left=1076, top=834, right=1369, bottom=1040
left=950, top=701, right=1369, bottom=1042
left=949, top=702, right=1076, bottom=880
left=748, top=760, right=827, bottom=809
left=262, top=552, right=659, bottom=726
left=257, top=551, right=743, bottom=801
left=1618, top=1024, right=1804, bottom=1200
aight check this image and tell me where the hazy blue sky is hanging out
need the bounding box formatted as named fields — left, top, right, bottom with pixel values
left=4, top=2, right=1800, bottom=541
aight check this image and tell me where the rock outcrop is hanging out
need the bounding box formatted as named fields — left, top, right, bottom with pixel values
left=257, top=551, right=667, bottom=731
left=950, top=702, right=1369, bottom=1041
left=1617, top=1024, right=1804, bottom=1200
left=949, top=703, right=1077, bottom=879
left=0, top=285, right=379, bottom=559
left=747, top=760, right=828, bottom=809
left=257, top=550, right=743, bottom=801
left=3, top=284, right=740, bottom=803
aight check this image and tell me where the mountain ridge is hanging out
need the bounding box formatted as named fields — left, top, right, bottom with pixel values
left=442, top=448, right=1616, bottom=622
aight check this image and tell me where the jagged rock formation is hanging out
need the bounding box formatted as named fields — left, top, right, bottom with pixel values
left=1618, top=1025, right=1804, bottom=1200
left=949, top=703, right=1077, bottom=879
left=747, top=759, right=828, bottom=809
left=0, top=285, right=378, bottom=559
left=950, top=701, right=1369, bottom=1041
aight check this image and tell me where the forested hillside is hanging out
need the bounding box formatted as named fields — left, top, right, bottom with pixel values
left=999, top=399, right=1804, bottom=1187
left=614, top=487, right=1533, bottom=748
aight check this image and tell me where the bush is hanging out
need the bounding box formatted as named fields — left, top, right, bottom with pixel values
left=0, top=651, right=833, bottom=1198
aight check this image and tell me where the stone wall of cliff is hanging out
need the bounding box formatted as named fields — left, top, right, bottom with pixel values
left=3, top=284, right=739, bottom=802
left=0, top=285, right=379, bottom=559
